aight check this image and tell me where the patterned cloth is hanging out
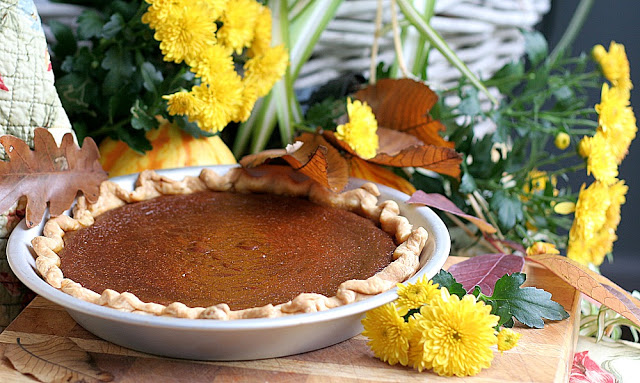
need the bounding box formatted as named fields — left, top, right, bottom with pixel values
left=0, top=0, right=73, bottom=329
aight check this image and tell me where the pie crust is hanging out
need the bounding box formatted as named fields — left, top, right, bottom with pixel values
left=32, top=166, right=428, bottom=320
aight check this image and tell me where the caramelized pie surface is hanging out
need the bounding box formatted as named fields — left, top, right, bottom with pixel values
left=59, top=191, right=396, bottom=310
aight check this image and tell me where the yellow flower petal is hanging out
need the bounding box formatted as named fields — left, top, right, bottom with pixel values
left=362, top=303, right=411, bottom=366
left=335, top=98, right=379, bottom=160
left=395, top=276, right=440, bottom=316
left=497, top=328, right=521, bottom=353
left=526, top=242, right=560, bottom=256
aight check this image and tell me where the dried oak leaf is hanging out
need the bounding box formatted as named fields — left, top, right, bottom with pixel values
left=347, top=155, right=416, bottom=195
left=324, top=128, right=462, bottom=178
left=448, top=253, right=525, bottom=295
left=407, top=190, right=497, bottom=233
left=240, top=132, right=349, bottom=192
left=5, top=337, right=114, bottom=383
left=527, top=254, right=640, bottom=328
left=354, top=78, right=454, bottom=149
left=0, top=128, right=107, bottom=227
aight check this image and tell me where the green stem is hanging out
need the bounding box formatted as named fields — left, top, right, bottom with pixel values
left=548, top=0, right=595, bottom=64
left=396, top=0, right=498, bottom=105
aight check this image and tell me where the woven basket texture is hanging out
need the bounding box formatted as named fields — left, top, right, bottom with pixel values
left=297, top=0, right=550, bottom=90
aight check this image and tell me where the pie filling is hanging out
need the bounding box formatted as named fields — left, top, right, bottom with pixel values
left=59, top=191, right=397, bottom=311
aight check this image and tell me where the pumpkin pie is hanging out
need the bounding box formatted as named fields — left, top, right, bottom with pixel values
left=32, top=166, right=428, bottom=320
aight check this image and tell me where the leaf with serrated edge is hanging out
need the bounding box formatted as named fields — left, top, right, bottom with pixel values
left=432, top=269, right=466, bottom=298
left=448, top=253, right=525, bottom=295
left=489, top=272, right=569, bottom=328
left=5, top=337, right=114, bottom=383
left=407, top=190, right=497, bottom=233
left=527, top=254, right=640, bottom=328
left=0, top=128, right=107, bottom=227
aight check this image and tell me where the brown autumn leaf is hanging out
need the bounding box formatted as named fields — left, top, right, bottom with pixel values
left=240, top=133, right=349, bottom=192
left=0, top=128, right=107, bottom=228
left=323, top=129, right=462, bottom=178
left=5, top=337, right=114, bottom=383
left=527, top=254, right=640, bottom=328
left=407, top=190, right=497, bottom=233
left=347, top=155, right=416, bottom=195
left=354, top=78, right=454, bottom=148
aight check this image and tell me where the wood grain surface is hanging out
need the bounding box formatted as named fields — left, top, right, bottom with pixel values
left=0, top=257, right=581, bottom=382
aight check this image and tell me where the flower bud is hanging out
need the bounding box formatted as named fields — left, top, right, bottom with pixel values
left=554, top=132, right=570, bottom=150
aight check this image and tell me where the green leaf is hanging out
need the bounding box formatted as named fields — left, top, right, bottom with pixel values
left=77, top=10, right=105, bottom=40
left=486, top=300, right=515, bottom=328
left=130, top=100, right=156, bottom=131
left=490, top=191, right=523, bottom=230
left=115, top=125, right=152, bottom=154
left=431, top=270, right=466, bottom=298
left=489, top=61, right=524, bottom=94
left=101, top=13, right=125, bottom=39
left=459, top=168, right=477, bottom=194
left=140, top=62, right=164, bottom=95
left=488, top=273, right=569, bottom=328
left=175, top=116, right=216, bottom=138
left=457, top=87, right=481, bottom=116
left=101, top=46, right=134, bottom=95
left=55, top=73, right=97, bottom=114
left=523, top=30, right=548, bottom=66
left=304, top=98, right=341, bottom=130
left=48, top=20, right=77, bottom=58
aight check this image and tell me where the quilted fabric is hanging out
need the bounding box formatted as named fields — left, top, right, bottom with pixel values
left=0, top=0, right=73, bottom=328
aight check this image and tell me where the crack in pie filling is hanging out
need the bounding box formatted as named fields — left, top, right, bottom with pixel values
left=32, top=166, right=428, bottom=320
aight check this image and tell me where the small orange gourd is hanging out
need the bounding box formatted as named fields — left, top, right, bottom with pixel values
left=99, top=120, right=236, bottom=177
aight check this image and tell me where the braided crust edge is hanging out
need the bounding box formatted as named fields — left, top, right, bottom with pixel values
left=32, top=166, right=429, bottom=320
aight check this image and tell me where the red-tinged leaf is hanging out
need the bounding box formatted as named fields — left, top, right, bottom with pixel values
left=347, top=155, right=416, bottom=195
left=407, top=190, right=497, bottom=233
left=239, top=133, right=349, bottom=192
left=354, top=78, right=454, bottom=148
left=448, top=253, right=525, bottom=295
left=0, top=128, right=107, bottom=228
left=527, top=254, right=640, bottom=328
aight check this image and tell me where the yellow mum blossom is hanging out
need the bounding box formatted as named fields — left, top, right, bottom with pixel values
left=218, top=0, right=261, bottom=54
left=243, top=44, right=290, bottom=97
left=589, top=228, right=617, bottom=266
left=189, top=72, right=244, bottom=132
left=497, top=328, right=521, bottom=353
left=595, top=84, right=637, bottom=163
left=526, top=242, right=560, bottom=256
left=585, top=132, right=618, bottom=185
left=554, top=132, right=570, bottom=150
left=234, top=84, right=259, bottom=123
left=153, top=4, right=218, bottom=63
left=605, top=180, right=628, bottom=230
left=187, top=44, right=235, bottom=84
left=408, top=289, right=498, bottom=376
left=362, top=303, right=411, bottom=366
left=335, top=98, right=380, bottom=159
left=592, top=42, right=633, bottom=92
left=163, top=90, right=199, bottom=116
left=395, top=276, right=440, bottom=316
left=248, top=4, right=272, bottom=57
left=142, top=0, right=183, bottom=30
left=572, top=182, right=611, bottom=244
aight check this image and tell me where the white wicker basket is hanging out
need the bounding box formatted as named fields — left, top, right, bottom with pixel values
left=296, top=0, right=550, bottom=90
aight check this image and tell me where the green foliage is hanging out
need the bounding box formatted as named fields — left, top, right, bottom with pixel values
left=49, top=1, right=192, bottom=152
left=431, top=270, right=466, bottom=298
left=430, top=31, right=602, bottom=253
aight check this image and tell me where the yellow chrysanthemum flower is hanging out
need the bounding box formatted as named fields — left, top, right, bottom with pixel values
left=243, top=44, right=289, bottom=97
left=526, top=242, right=560, bottom=256
left=234, top=84, right=259, bottom=123
left=605, top=180, right=628, bottom=230
left=395, top=276, right=440, bottom=316
left=362, top=302, right=411, bottom=366
left=189, top=72, right=244, bottom=132
left=567, top=181, right=616, bottom=265
left=153, top=5, right=218, bottom=64
left=248, top=4, right=272, bottom=57
left=589, top=228, right=617, bottom=266
left=187, top=44, right=235, bottom=84
left=335, top=98, right=379, bottom=160
left=578, top=136, right=591, bottom=158
left=408, top=289, right=498, bottom=377
left=585, top=133, right=618, bottom=185
left=218, top=0, right=261, bottom=54
left=592, top=42, right=633, bottom=92
left=497, top=328, right=521, bottom=353
left=163, top=90, right=198, bottom=116
left=594, top=84, right=637, bottom=163
left=142, top=0, right=183, bottom=30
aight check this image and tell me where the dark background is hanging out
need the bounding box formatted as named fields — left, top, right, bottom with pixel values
left=541, top=0, right=640, bottom=291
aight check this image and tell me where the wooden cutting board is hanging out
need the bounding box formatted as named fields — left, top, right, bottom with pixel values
left=0, top=257, right=580, bottom=382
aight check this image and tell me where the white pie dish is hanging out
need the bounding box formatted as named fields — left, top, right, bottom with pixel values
left=7, top=165, right=450, bottom=361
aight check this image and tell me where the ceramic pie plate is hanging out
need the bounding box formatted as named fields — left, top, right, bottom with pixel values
left=7, top=165, right=450, bottom=361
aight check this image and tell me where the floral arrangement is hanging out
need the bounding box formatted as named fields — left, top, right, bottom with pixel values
left=45, top=0, right=639, bottom=379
